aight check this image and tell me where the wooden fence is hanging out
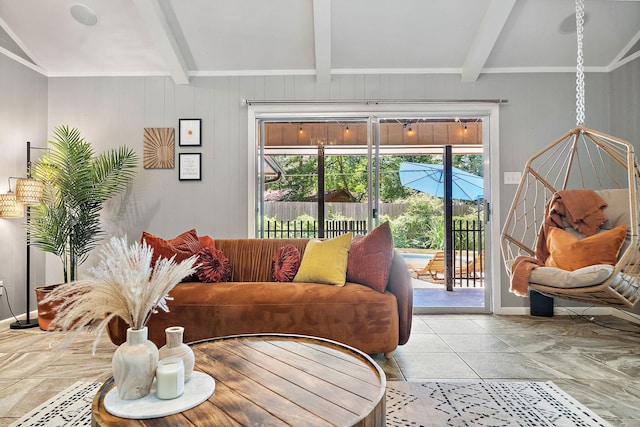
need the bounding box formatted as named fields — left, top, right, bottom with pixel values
left=264, top=201, right=470, bottom=220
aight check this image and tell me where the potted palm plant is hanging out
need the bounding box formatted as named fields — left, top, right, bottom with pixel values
left=29, top=125, right=138, bottom=330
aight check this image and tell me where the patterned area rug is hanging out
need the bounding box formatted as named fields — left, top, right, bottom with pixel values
left=9, top=381, right=102, bottom=427
left=386, top=381, right=611, bottom=427
left=11, top=380, right=610, bottom=426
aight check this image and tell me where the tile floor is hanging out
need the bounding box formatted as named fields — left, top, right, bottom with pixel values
left=0, top=314, right=639, bottom=426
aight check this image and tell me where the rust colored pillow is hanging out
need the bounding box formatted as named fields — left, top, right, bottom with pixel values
left=346, top=222, right=394, bottom=293
left=198, top=235, right=216, bottom=252
left=545, top=225, right=627, bottom=271
left=196, top=247, right=231, bottom=283
left=272, top=245, right=301, bottom=282
left=141, top=229, right=201, bottom=266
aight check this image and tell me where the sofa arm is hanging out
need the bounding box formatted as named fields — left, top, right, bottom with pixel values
left=387, top=251, right=413, bottom=345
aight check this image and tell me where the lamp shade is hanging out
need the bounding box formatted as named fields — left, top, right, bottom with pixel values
left=16, top=178, right=44, bottom=204
left=0, top=193, right=24, bottom=218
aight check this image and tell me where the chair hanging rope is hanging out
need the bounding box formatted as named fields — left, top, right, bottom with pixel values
left=575, top=0, right=585, bottom=126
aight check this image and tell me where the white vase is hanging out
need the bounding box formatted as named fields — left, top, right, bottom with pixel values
left=112, top=326, right=159, bottom=400
left=159, top=326, right=195, bottom=382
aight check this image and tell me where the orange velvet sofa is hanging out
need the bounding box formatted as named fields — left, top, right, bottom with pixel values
left=107, top=238, right=413, bottom=357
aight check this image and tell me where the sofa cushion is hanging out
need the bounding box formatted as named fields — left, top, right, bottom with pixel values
left=347, top=222, right=394, bottom=293
left=294, top=233, right=352, bottom=286
left=529, top=264, right=614, bottom=288
left=196, top=247, right=231, bottom=283
left=272, top=244, right=301, bottom=282
left=545, top=225, right=626, bottom=271
left=133, top=281, right=400, bottom=355
left=596, top=189, right=629, bottom=230
left=215, top=239, right=309, bottom=282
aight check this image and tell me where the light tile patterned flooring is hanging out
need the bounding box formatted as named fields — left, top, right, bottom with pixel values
left=0, top=314, right=639, bottom=426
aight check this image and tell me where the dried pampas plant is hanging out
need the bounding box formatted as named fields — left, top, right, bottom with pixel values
left=43, top=236, right=197, bottom=353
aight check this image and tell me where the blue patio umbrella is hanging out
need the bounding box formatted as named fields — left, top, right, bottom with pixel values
left=398, top=161, right=483, bottom=201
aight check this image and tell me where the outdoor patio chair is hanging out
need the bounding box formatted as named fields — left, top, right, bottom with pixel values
left=415, top=251, right=472, bottom=281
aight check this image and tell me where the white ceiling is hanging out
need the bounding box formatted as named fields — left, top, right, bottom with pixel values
left=0, top=0, right=638, bottom=84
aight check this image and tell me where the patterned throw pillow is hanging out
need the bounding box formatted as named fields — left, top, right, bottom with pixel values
left=196, top=247, right=231, bottom=283
left=272, top=245, right=301, bottom=282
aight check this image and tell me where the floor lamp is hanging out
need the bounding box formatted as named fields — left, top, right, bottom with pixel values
left=0, top=142, right=45, bottom=329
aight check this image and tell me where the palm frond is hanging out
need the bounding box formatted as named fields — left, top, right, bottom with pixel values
left=28, top=125, right=138, bottom=282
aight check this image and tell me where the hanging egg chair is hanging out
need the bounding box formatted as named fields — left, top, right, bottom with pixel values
left=500, top=0, right=640, bottom=309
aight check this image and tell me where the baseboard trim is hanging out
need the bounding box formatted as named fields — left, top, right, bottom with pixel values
left=0, top=310, right=38, bottom=329
left=610, top=308, right=640, bottom=325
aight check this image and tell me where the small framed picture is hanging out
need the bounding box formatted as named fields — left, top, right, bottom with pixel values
left=179, top=118, right=202, bottom=146
left=179, top=153, right=201, bottom=181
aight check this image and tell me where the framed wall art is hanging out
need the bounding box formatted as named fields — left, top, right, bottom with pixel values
left=179, top=153, right=201, bottom=181
left=179, top=118, right=202, bottom=146
left=143, top=127, right=174, bottom=169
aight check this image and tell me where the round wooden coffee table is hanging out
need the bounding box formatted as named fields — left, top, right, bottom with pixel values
left=92, top=334, right=386, bottom=426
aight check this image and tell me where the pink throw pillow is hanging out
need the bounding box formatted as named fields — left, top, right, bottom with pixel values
left=346, top=222, right=394, bottom=293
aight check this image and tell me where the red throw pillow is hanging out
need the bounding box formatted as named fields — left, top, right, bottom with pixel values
left=272, top=245, right=301, bottom=282
left=196, top=247, right=231, bottom=283
left=141, top=229, right=201, bottom=267
left=198, top=235, right=216, bottom=252
left=346, top=222, right=394, bottom=293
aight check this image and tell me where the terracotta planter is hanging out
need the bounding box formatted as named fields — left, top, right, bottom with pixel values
left=35, top=284, right=86, bottom=331
left=35, top=284, right=62, bottom=331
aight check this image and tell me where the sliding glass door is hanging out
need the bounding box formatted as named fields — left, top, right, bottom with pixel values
left=253, top=110, right=490, bottom=313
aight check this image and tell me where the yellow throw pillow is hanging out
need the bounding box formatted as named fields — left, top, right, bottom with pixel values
left=545, top=225, right=627, bottom=271
left=293, top=233, right=352, bottom=286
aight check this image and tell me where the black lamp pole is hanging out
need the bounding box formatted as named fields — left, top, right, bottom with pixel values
left=10, top=141, right=39, bottom=329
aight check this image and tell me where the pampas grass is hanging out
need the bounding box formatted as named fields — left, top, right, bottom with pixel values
left=43, top=236, right=197, bottom=353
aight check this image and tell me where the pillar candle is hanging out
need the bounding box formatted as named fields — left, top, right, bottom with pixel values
left=156, top=358, right=185, bottom=400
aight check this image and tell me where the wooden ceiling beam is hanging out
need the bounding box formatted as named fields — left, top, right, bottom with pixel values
left=461, top=0, right=516, bottom=83
left=313, top=0, right=332, bottom=86
left=133, top=0, right=189, bottom=85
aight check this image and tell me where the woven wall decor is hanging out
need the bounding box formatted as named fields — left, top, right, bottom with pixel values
left=143, top=128, right=175, bottom=169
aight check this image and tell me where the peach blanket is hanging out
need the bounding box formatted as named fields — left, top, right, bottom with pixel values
left=509, top=256, right=544, bottom=297
left=535, top=190, right=607, bottom=262
left=509, top=189, right=607, bottom=296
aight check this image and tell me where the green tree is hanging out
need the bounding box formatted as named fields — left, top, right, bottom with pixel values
left=383, top=194, right=443, bottom=249
left=267, top=154, right=482, bottom=202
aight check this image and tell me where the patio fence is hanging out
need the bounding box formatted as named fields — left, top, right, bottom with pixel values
left=453, top=219, right=484, bottom=287
left=262, top=218, right=485, bottom=287
left=263, top=220, right=367, bottom=238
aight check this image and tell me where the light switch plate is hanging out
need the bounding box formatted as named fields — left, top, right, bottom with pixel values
left=504, top=172, right=521, bottom=185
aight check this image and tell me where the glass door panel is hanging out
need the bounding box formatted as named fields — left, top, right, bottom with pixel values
left=258, top=119, right=371, bottom=239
